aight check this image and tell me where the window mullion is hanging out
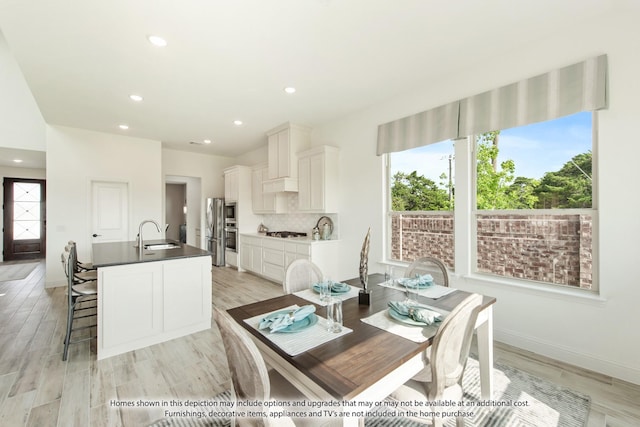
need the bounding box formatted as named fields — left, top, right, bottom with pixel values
left=453, top=136, right=473, bottom=276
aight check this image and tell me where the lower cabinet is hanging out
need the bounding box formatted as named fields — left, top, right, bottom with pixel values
left=240, top=235, right=263, bottom=273
left=240, top=234, right=338, bottom=284
left=98, top=255, right=212, bottom=360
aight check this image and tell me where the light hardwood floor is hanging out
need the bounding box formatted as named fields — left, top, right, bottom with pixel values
left=0, top=260, right=638, bottom=427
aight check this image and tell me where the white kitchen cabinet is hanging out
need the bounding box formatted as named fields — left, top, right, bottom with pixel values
left=251, top=164, right=288, bottom=214
left=224, top=167, right=239, bottom=202
left=240, top=235, right=263, bottom=272
left=264, top=122, right=311, bottom=192
left=239, top=233, right=340, bottom=284
left=262, top=238, right=285, bottom=282
left=223, top=165, right=261, bottom=270
left=298, top=145, right=340, bottom=213
left=98, top=255, right=211, bottom=360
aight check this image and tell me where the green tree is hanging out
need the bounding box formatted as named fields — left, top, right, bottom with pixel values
left=475, top=131, right=521, bottom=209
left=391, top=171, right=451, bottom=211
left=534, top=152, right=592, bottom=208
left=506, top=176, right=539, bottom=209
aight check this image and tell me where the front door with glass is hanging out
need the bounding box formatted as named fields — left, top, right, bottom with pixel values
left=3, top=178, right=46, bottom=261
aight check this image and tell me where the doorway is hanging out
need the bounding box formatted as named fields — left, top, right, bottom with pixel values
left=3, top=178, right=46, bottom=260
left=165, top=183, right=187, bottom=243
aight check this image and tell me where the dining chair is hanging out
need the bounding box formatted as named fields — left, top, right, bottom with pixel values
left=283, top=259, right=324, bottom=294
left=62, top=243, right=98, bottom=361
left=388, top=293, right=483, bottom=427
left=405, top=256, right=450, bottom=287
left=214, top=307, right=319, bottom=427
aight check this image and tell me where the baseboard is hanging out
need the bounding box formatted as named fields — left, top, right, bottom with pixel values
left=495, top=328, right=640, bottom=386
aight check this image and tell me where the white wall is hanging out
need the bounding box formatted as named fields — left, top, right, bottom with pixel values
left=0, top=30, right=45, bottom=151
left=46, top=125, right=163, bottom=286
left=162, top=148, right=235, bottom=248
left=313, top=8, right=640, bottom=385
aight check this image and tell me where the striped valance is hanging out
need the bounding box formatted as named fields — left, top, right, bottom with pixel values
left=376, top=55, right=608, bottom=155
left=376, top=101, right=459, bottom=156
left=459, top=55, right=608, bottom=136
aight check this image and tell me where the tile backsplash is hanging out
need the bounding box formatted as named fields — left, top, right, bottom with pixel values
left=259, top=193, right=339, bottom=238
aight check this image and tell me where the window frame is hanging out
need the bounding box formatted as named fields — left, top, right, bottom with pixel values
left=384, top=112, right=599, bottom=294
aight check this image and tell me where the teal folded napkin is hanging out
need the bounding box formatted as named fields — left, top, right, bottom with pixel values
left=259, top=305, right=316, bottom=332
left=388, top=301, right=442, bottom=325
left=312, top=281, right=350, bottom=294
left=398, top=274, right=434, bottom=289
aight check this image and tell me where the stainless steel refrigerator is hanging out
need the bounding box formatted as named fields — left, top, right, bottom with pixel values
left=205, top=198, right=225, bottom=266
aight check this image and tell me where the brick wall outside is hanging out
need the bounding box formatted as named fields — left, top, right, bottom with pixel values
left=390, top=212, right=593, bottom=289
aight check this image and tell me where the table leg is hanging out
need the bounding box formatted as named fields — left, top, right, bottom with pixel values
left=475, top=305, right=494, bottom=399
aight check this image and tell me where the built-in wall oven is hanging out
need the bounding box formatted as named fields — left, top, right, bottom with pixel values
left=224, top=227, right=237, bottom=252
left=224, top=202, right=238, bottom=252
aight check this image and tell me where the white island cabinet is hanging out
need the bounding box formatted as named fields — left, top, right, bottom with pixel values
left=93, top=241, right=212, bottom=360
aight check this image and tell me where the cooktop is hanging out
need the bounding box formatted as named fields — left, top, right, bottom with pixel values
left=265, top=231, right=308, bottom=238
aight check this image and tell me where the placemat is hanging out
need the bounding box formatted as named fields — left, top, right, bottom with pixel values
left=361, top=306, right=449, bottom=343
left=378, top=280, right=457, bottom=299
left=244, top=305, right=352, bottom=356
left=294, top=284, right=360, bottom=306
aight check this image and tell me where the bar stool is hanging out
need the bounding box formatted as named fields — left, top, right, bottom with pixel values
left=64, top=243, right=97, bottom=282
left=62, top=244, right=97, bottom=361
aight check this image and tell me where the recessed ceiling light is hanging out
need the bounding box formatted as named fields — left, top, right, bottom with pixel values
left=119, top=124, right=129, bottom=130
left=284, top=87, right=296, bottom=94
left=233, top=120, right=243, bottom=126
left=13, top=159, right=23, bottom=163
left=147, top=35, right=167, bottom=47
left=129, top=94, right=143, bottom=102
left=203, top=139, right=212, bottom=144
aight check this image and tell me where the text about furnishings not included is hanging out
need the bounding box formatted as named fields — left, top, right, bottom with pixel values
left=110, top=397, right=531, bottom=420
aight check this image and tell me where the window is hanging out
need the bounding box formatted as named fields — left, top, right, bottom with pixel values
left=386, top=111, right=596, bottom=291
left=13, top=181, right=42, bottom=240
left=388, top=140, right=455, bottom=268
left=473, top=112, right=595, bottom=289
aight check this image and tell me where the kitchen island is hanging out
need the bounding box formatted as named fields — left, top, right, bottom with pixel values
left=92, top=240, right=212, bottom=360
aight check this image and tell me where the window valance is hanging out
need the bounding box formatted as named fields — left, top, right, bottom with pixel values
left=376, top=101, right=459, bottom=156
left=376, top=54, right=608, bottom=155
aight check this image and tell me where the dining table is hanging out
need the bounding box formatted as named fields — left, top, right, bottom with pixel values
left=226, top=273, right=496, bottom=427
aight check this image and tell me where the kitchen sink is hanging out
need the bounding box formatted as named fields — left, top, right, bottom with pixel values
left=144, top=242, right=181, bottom=250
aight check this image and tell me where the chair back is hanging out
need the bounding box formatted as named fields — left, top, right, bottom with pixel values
left=214, top=307, right=270, bottom=427
left=283, top=259, right=324, bottom=294
left=428, top=293, right=483, bottom=401
left=405, top=256, right=449, bottom=287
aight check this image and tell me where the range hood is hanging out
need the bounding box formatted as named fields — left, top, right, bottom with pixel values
left=263, top=177, right=298, bottom=193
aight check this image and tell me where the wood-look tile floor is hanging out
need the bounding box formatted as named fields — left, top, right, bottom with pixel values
left=0, top=260, right=639, bottom=427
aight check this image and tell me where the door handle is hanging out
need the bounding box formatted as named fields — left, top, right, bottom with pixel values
left=92, top=233, right=102, bottom=237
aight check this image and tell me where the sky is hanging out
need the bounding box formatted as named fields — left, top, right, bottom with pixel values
left=390, top=111, right=593, bottom=184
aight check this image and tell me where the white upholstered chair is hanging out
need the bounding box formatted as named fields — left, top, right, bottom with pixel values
left=214, top=307, right=316, bottom=427
left=283, top=259, right=324, bottom=294
left=405, top=256, right=450, bottom=287
left=388, top=293, right=483, bottom=426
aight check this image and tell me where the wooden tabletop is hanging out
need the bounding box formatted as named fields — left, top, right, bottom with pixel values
left=227, top=273, right=496, bottom=400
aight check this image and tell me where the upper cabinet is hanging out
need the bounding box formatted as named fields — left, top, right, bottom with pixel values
left=264, top=122, right=311, bottom=193
left=298, top=145, right=340, bottom=213
left=224, top=167, right=240, bottom=202
left=251, top=164, right=288, bottom=214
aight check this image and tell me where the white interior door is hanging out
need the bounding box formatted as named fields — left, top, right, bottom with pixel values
left=91, top=181, right=129, bottom=243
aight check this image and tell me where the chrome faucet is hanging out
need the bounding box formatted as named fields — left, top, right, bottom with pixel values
left=137, top=219, right=161, bottom=255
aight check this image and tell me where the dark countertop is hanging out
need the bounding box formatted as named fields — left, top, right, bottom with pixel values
left=92, top=240, right=212, bottom=268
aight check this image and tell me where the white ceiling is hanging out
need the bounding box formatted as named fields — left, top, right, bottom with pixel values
left=0, top=0, right=617, bottom=161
